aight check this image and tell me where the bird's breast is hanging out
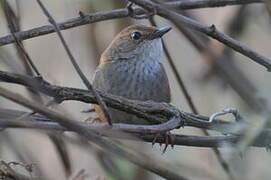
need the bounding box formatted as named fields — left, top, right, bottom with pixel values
left=102, top=59, right=164, bottom=101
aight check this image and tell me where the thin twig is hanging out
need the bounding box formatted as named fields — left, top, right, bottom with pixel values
left=0, top=86, right=188, bottom=180
left=0, top=113, right=269, bottom=148
left=35, top=0, right=112, bottom=125
left=0, top=70, right=179, bottom=124
left=2, top=70, right=270, bottom=153
left=0, top=70, right=257, bottom=135
left=1, top=0, right=32, bottom=76
left=2, top=2, right=73, bottom=176
left=209, top=108, right=239, bottom=122
left=9, top=32, right=41, bottom=76
left=0, top=118, right=242, bottom=147
left=0, top=107, right=241, bottom=135
left=2, top=0, right=41, bottom=76
left=129, top=0, right=271, bottom=70
left=164, top=0, right=262, bottom=9
left=170, top=12, right=265, bottom=112
left=0, top=0, right=263, bottom=46
left=149, top=17, right=236, bottom=180
left=0, top=70, right=248, bottom=133
left=149, top=18, right=198, bottom=115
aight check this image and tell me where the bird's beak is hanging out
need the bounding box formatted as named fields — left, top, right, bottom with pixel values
left=148, top=26, right=172, bottom=40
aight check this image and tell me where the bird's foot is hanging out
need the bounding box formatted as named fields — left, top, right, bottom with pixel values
left=81, top=108, right=95, bottom=113
left=84, top=117, right=101, bottom=123
left=152, top=131, right=175, bottom=153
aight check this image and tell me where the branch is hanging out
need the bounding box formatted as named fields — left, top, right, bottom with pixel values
left=1, top=70, right=249, bottom=135
left=36, top=0, right=112, bottom=125
left=171, top=10, right=265, bottom=112
left=129, top=0, right=271, bottom=70
left=3, top=70, right=271, bottom=151
left=0, top=117, right=241, bottom=147
left=149, top=18, right=236, bottom=180
left=0, top=70, right=255, bottom=135
left=165, top=0, right=262, bottom=9
left=1, top=70, right=271, bottom=150
left=0, top=108, right=270, bottom=148
left=0, top=70, right=181, bottom=124
left=0, top=0, right=262, bottom=46
left=1, top=0, right=41, bottom=76
left=0, top=87, right=188, bottom=180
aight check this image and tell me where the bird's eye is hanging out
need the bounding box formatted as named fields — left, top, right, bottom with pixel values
left=131, top=31, right=142, bottom=40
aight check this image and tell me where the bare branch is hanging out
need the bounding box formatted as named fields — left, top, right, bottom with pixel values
left=129, top=0, right=271, bottom=70
left=0, top=70, right=262, bottom=135
left=0, top=70, right=180, bottom=124
left=36, top=0, right=112, bottom=125
left=1, top=0, right=41, bottom=76
left=0, top=118, right=241, bottom=147
left=0, top=0, right=263, bottom=46
left=0, top=86, right=188, bottom=180
left=0, top=108, right=270, bottom=148
left=165, top=0, right=262, bottom=9
left=149, top=17, right=236, bottom=180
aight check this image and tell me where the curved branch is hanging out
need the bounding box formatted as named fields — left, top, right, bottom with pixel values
left=0, top=117, right=241, bottom=147
left=0, top=70, right=180, bottom=124
left=0, top=86, right=188, bottom=180
left=1, top=71, right=270, bottom=149
left=3, top=70, right=271, bottom=148
left=0, top=114, right=268, bottom=148
left=0, top=70, right=253, bottom=135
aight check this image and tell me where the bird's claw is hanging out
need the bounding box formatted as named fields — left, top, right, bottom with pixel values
left=84, top=117, right=101, bottom=123
left=152, top=131, right=175, bottom=153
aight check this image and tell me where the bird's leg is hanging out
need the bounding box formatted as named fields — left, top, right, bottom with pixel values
left=152, top=131, right=175, bottom=153
left=84, top=117, right=101, bottom=123
left=127, top=2, right=156, bottom=19
left=82, top=106, right=99, bottom=122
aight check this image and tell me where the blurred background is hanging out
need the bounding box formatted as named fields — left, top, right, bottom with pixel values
left=0, top=0, right=271, bottom=179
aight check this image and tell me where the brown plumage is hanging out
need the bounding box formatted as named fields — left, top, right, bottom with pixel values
left=93, top=25, right=171, bottom=124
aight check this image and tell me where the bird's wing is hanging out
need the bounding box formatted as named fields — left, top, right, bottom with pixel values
left=159, top=63, right=171, bottom=103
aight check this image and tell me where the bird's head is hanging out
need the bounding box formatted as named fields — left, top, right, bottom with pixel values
left=101, top=25, right=171, bottom=63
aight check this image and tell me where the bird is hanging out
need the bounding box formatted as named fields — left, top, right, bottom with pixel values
left=92, top=24, right=171, bottom=125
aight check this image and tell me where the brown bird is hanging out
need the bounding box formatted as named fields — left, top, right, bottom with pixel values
left=92, top=24, right=171, bottom=125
